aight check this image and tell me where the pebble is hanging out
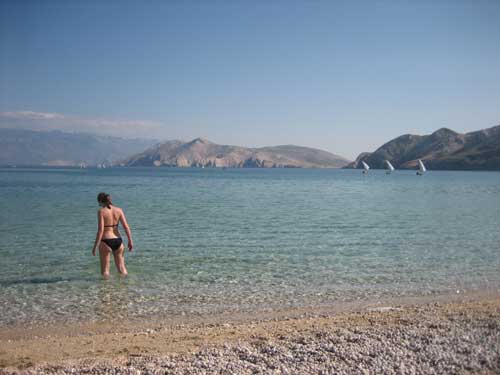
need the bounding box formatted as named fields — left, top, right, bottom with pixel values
left=4, top=304, right=500, bottom=375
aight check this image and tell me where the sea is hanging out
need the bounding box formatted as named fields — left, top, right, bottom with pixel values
left=0, top=167, right=499, bottom=327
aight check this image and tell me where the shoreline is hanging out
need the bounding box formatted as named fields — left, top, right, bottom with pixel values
left=3, top=287, right=498, bottom=332
left=1, top=289, right=499, bottom=373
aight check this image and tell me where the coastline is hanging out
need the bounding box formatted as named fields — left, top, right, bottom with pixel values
left=1, top=290, right=499, bottom=374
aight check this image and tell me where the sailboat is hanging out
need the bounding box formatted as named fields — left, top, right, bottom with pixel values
left=361, top=161, right=370, bottom=175
left=385, top=160, right=395, bottom=174
left=416, top=159, right=426, bottom=175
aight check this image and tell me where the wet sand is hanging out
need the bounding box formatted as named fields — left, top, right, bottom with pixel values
left=1, top=290, right=499, bottom=374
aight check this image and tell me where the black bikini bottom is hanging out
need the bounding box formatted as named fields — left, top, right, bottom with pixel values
left=101, top=237, right=123, bottom=251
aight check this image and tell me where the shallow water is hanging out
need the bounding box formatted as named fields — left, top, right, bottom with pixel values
left=0, top=167, right=499, bottom=326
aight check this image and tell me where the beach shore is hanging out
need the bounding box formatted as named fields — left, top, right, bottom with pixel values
left=1, top=291, right=499, bottom=374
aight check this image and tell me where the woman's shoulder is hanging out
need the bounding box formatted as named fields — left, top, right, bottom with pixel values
left=113, top=206, right=123, bottom=214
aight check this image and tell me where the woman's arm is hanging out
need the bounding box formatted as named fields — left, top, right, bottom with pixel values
left=120, top=210, right=134, bottom=251
left=92, top=210, right=104, bottom=256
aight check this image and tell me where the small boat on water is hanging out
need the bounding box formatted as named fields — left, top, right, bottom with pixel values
left=416, top=159, right=426, bottom=175
left=385, top=160, right=395, bottom=174
left=361, top=161, right=370, bottom=175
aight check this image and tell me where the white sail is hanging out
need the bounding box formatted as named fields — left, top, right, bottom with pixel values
left=361, top=161, right=370, bottom=171
left=418, top=159, right=426, bottom=172
left=385, top=160, right=395, bottom=172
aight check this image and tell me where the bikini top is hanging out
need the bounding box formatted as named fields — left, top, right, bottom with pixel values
left=104, top=217, right=119, bottom=227
left=103, top=209, right=119, bottom=227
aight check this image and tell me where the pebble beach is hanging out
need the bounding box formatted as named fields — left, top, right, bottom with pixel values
left=3, top=0, right=500, bottom=373
left=1, top=293, right=499, bottom=374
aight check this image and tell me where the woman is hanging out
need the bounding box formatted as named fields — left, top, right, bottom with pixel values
left=92, top=192, right=133, bottom=279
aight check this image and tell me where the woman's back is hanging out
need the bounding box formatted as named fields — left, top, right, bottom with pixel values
left=100, top=206, right=122, bottom=239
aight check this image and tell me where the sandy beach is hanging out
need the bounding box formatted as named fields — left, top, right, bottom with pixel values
left=1, top=291, right=499, bottom=374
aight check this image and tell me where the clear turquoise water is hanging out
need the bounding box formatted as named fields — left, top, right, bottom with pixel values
left=0, top=167, right=499, bottom=326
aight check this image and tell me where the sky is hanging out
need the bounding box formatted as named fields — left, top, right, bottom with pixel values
left=1, top=0, right=499, bottom=159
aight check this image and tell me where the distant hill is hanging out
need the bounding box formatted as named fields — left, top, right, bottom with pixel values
left=346, top=125, right=500, bottom=170
left=0, top=128, right=157, bottom=166
left=122, top=137, right=350, bottom=168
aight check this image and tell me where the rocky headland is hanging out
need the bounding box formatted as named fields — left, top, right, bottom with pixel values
left=122, top=137, right=350, bottom=168
left=346, top=125, right=500, bottom=170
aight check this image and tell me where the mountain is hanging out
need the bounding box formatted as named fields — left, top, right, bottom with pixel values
left=122, top=137, right=350, bottom=168
left=0, top=128, right=157, bottom=166
left=347, top=125, right=500, bottom=170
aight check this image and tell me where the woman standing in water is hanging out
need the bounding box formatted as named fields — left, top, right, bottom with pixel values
left=92, top=192, right=133, bottom=279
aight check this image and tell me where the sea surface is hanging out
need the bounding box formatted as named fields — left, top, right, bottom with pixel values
left=0, top=167, right=499, bottom=326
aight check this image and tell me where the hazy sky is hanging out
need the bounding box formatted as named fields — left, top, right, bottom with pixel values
left=1, top=0, right=499, bottom=159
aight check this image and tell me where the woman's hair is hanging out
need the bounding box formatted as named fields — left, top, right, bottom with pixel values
left=97, top=192, right=112, bottom=208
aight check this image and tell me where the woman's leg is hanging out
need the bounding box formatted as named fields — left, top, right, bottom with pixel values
left=98, top=242, right=112, bottom=279
left=113, top=244, right=128, bottom=277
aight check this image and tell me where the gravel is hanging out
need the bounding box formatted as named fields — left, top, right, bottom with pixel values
left=2, top=303, right=500, bottom=375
